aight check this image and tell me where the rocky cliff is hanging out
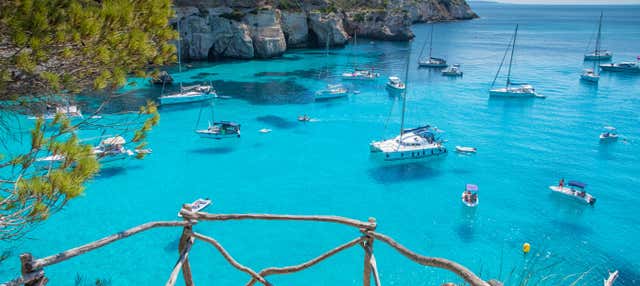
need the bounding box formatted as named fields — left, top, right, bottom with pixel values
left=174, top=0, right=478, bottom=61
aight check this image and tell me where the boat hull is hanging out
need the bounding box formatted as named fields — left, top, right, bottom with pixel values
left=599, top=64, right=640, bottom=73
left=196, top=130, right=241, bottom=139
left=385, top=84, right=405, bottom=94
left=461, top=194, right=479, bottom=207
left=159, top=92, right=216, bottom=105
left=489, top=88, right=543, bottom=98
left=315, top=91, right=348, bottom=100
left=580, top=74, right=600, bottom=83
left=584, top=52, right=612, bottom=61
left=442, top=71, right=463, bottom=77
left=370, top=145, right=448, bottom=162
left=419, top=62, right=448, bottom=68
left=549, top=186, right=596, bottom=205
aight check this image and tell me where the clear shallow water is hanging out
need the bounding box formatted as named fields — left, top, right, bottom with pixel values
left=2, top=2, right=640, bottom=285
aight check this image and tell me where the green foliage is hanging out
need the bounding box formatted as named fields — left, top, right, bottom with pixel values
left=0, top=0, right=177, bottom=98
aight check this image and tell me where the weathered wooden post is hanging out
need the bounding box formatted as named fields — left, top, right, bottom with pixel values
left=362, top=217, right=377, bottom=286
left=20, top=253, right=47, bottom=285
left=178, top=204, right=195, bottom=286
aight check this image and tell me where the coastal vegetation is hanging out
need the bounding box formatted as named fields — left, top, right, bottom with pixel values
left=0, top=0, right=175, bottom=240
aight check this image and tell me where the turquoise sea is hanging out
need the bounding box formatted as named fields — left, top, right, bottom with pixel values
left=2, top=2, right=640, bottom=285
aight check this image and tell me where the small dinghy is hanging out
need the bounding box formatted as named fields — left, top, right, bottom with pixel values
left=549, top=180, right=596, bottom=205
left=456, top=146, right=477, bottom=153
left=599, top=126, right=618, bottom=141
left=178, top=198, right=212, bottom=217
left=461, top=184, right=479, bottom=207
left=259, top=128, right=272, bottom=133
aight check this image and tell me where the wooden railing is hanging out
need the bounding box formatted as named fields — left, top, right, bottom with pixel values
left=2, top=205, right=500, bottom=286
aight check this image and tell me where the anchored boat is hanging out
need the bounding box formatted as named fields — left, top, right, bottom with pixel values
left=584, top=12, right=612, bottom=61
left=549, top=180, right=596, bottom=205
left=385, top=76, right=405, bottom=94
left=342, top=30, right=380, bottom=81
left=600, top=60, right=640, bottom=73
left=418, top=24, right=447, bottom=68
left=442, top=64, right=463, bottom=77
left=29, top=105, right=83, bottom=120
left=489, top=25, right=544, bottom=98
left=35, top=136, right=147, bottom=169
left=315, top=84, right=348, bottom=100
left=159, top=84, right=216, bottom=105
left=461, top=184, right=479, bottom=207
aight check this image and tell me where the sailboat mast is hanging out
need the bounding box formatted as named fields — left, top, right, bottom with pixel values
left=399, top=43, right=412, bottom=137
left=353, top=29, right=358, bottom=70
left=595, top=11, right=603, bottom=56
left=428, top=24, right=434, bottom=59
left=506, top=24, right=518, bottom=88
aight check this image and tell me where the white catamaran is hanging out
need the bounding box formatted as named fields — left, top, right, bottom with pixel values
left=489, top=25, right=544, bottom=98
left=370, top=47, right=447, bottom=162
left=584, top=12, right=612, bottom=61
left=418, top=24, right=447, bottom=68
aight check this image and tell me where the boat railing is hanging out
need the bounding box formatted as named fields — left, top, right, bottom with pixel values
left=3, top=208, right=499, bottom=286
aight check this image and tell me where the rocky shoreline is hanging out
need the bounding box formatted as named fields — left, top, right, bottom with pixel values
left=174, top=0, right=478, bottom=61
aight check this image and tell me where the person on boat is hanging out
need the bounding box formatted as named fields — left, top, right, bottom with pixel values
left=559, top=178, right=565, bottom=188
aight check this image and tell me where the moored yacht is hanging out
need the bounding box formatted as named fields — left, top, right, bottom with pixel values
left=442, top=64, right=463, bottom=77
left=342, top=69, right=380, bottom=80
left=159, top=83, right=217, bottom=105
left=584, top=12, right=612, bottom=61
left=195, top=121, right=241, bottom=139
left=418, top=24, right=447, bottom=68
left=315, top=84, right=348, bottom=100
left=370, top=125, right=447, bottom=161
left=599, top=126, right=618, bottom=141
left=600, top=61, right=640, bottom=73
left=385, top=76, right=405, bottom=93
left=489, top=25, right=544, bottom=98
left=580, top=68, right=600, bottom=83
left=35, top=136, right=147, bottom=169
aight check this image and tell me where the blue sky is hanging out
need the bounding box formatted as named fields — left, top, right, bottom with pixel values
left=493, top=0, right=639, bottom=4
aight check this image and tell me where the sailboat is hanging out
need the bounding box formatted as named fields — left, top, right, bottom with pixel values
left=584, top=12, right=612, bottom=61
left=370, top=44, right=447, bottom=162
left=159, top=21, right=216, bottom=105
left=489, top=25, right=544, bottom=98
left=342, top=29, right=380, bottom=80
left=316, top=30, right=348, bottom=100
left=194, top=101, right=241, bottom=139
left=418, top=24, right=447, bottom=68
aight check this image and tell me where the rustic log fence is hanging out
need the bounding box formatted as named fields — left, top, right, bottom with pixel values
left=2, top=205, right=497, bottom=286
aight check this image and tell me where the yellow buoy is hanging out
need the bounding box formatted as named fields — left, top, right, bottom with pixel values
left=522, top=242, right=531, bottom=254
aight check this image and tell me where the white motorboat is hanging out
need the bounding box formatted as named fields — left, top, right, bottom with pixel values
left=461, top=184, right=479, bottom=207
left=418, top=24, right=447, bottom=68
left=385, top=76, right=405, bottom=93
left=442, top=64, right=463, bottom=77
left=599, top=126, right=618, bottom=141
left=549, top=180, right=596, bottom=205
left=455, top=146, right=476, bottom=153
left=584, top=12, right=612, bottom=61
left=580, top=68, right=600, bottom=83
left=315, top=84, right=348, bottom=100
left=196, top=121, right=241, bottom=139
left=600, top=61, right=640, bottom=73
left=29, top=105, right=83, bottom=120
left=178, top=198, right=212, bottom=217
left=259, top=128, right=272, bottom=133
left=490, top=25, right=544, bottom=98
left=159, top=84, right=217, bottom=105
